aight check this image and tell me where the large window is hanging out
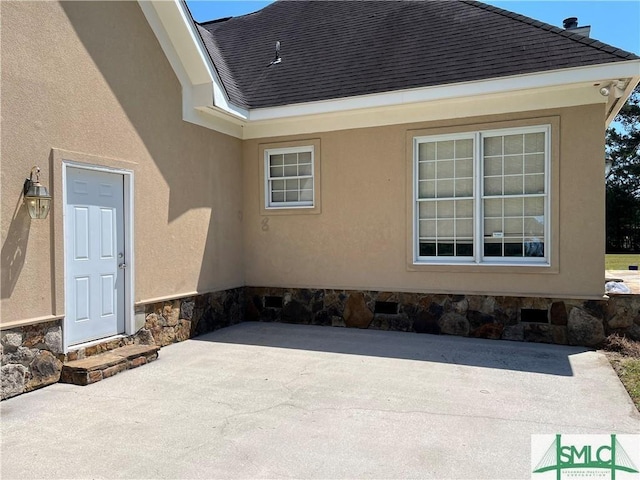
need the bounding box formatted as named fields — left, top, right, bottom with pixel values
left=414, top=125, right=550, bottom=265
left=265, top=146, right=314, bottom=208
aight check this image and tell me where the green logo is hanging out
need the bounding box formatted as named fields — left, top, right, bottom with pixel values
left=533, top=434, right=639, bottom=479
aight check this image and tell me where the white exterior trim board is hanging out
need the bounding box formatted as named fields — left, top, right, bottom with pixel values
left=248, top=61, right=640, bottom=122
left=242, top=83, right=602, bottom=139
left=137, top=0, right=248, bottom=119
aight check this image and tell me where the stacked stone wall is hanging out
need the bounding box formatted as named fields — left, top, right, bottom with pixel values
left=2, top=286, right=638, bottom=400
left=141, top=287, right=244, bottom=346
left=1, top=321, right=64, bottom=400
left=606, top=295, right=640, bottom=339
left=1, top=287, right=244, bottom=400
left=246, top=287, right=640, bottom=345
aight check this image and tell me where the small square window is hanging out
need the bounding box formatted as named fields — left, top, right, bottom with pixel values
left=265, top=146, right=315, bottom=209
left=260, top=140, right=321, bottom=216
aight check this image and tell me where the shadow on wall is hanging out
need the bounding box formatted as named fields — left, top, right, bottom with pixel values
left=1, top=190, right=32, bottom=300
left=193, top=322, right=588, bottom=377
left=59, top=2, right=242, bottom=293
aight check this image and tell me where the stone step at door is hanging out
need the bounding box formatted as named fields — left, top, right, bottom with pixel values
left=60, top=344, right=160, bottom=386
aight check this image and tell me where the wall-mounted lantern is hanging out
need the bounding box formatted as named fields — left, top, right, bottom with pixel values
left=23, top=166, right=51, bottom=219
left=605, top=157, right=614, bottom=179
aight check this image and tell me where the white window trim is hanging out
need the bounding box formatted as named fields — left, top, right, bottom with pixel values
left=264, top=145, right=315, bottom=209
left=413, top=125, right=551, bottom=266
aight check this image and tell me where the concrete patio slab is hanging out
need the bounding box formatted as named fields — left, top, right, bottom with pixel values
left=2, top=323, right=638, bottom=479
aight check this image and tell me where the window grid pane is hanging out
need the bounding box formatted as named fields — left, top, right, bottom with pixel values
left=417, top=138, right=474, bottom=258
left=267, top=149, right=314, bottom=207
left=482, top=132, right=546, bottom=259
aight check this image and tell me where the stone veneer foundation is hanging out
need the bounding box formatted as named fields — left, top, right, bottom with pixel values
left=0, top=287, right=244, bottom=400
left=245, top=287, right=640, bottom=346
left=2, top=286, right=639, bottom=400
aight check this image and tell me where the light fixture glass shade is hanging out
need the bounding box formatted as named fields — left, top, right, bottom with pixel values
left=24, top=182, right=51, bottom=219
left=605, top=158, right=614, bottom=178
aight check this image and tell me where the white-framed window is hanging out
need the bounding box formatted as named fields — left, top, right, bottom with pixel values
left=414, top=125, right=550, bottom=265
left=265, top=146, right=314, bottom=208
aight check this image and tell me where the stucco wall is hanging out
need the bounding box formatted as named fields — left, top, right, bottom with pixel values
left=1, top=1, right=244, bottom=326
left=1, top=0, right=609, bottom=330
left=243, top=104, right=606, bottom=299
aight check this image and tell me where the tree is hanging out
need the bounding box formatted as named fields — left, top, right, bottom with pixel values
left=606, top=84, right=640, bottom=252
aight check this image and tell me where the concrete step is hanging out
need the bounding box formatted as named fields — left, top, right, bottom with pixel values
left=60, top=344, right=160, bottom=386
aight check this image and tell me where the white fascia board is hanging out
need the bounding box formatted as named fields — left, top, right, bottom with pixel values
left=605, top=76, right=640, bottom=126
left=187, top=95, right=245, bottom=138
left=242, top=83, right=602, bottom=139
left=248, top=60, right=640, bottom=122
left=137, top=0, right=248, bottom=120
left=139, top=0, right=639, bottom=138
left=141, top=0, right=212, bottom=85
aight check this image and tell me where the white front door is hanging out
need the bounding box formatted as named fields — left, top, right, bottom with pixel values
left=65, top=167, right=125, bottom=346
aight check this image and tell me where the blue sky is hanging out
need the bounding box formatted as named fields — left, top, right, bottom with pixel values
left=186, top=1, right=640, bottom=55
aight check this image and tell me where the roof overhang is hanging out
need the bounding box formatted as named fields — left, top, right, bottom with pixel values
left=139, top=0, right=640, bottom=140
left=137, top=0, right=248, bottom=137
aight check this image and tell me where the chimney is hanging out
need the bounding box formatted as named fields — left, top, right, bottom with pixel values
left=562, top=17, right=591, bottom=37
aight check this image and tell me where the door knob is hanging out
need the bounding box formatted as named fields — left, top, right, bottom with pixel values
left=118, top=263, right=127, bottom=269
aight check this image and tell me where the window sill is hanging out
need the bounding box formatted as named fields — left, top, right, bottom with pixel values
left=261, top=204, right=321, bottom=215
left=408, top=261, right=556, bottom=274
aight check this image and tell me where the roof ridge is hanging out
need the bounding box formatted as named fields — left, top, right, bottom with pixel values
left=463, top=0, right=639, bottom=61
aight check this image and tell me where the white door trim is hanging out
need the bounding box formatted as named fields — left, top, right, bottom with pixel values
left=62, top=161, right=135, bottom=353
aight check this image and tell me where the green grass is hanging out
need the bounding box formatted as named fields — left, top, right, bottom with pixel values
left=620, top=359, right=640, bottom=410
left=606, top=254, right=640, bottom=270
left=603, top=334, right=640, bottom=412
left=610, top=357, right=640, bottom=411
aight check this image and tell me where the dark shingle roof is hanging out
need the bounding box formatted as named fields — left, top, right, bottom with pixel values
left=195, top=0, right=638, bottom=109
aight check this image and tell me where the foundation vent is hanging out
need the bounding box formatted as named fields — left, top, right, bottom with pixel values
left=374, top=301, right=399, bottom=315
left=264, top=296, right=283, bottom=308
left=520, top=308, right=548, bottom=323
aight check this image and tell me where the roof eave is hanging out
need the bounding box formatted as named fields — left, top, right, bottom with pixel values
left=246, top=60, right=640, bottom=123
left=604, top=76, right=640, bottom=126
left=138, top=0, right=639, bottom=139
left=137, top=0, right=249, bottom=123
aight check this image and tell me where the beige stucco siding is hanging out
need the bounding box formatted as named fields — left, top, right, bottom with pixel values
left=1, top=1, right=243, bottom=325
left=1, top=0, right=609, bottom=331
left=243, top=104, right=605, bottom=299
